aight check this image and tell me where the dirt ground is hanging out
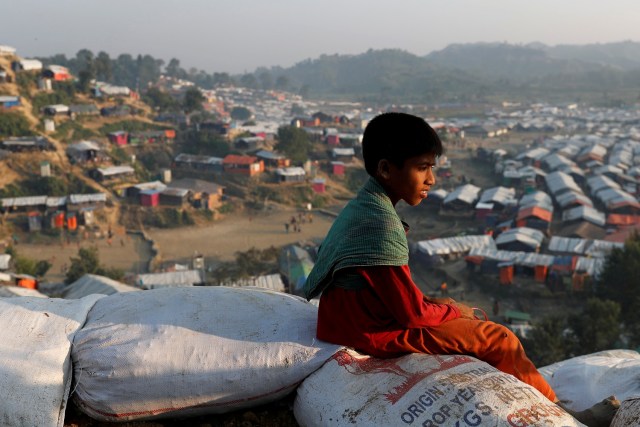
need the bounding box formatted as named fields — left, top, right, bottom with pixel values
left=146, top=207, right=335, bottom=269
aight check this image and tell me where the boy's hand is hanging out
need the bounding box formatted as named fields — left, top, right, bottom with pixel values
left=427, top=296, right=455, bottom=305
left=452, top=302, right=476, bottom=320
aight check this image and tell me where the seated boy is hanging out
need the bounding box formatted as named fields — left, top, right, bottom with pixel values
left=304, top=112, right=618, bottom=427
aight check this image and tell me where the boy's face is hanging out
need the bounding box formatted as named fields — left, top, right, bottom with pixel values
left=379, top=153, right=437, bottom=206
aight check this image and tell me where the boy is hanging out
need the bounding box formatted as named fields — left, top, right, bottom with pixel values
left=304, top=112, right=617, bottom=426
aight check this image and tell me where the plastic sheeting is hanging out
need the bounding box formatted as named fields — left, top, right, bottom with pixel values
left=0, top=294, right=103, bottom=426
left=71, top=287, right=342, bottom=421
left=416, top=235, right=496, bottom=257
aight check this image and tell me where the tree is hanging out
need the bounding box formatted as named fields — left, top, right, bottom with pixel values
left=165, top=58, right=184, bottom=78
left=596, top=231, right=640, bottom=314
left=240, top=73, right=257, bottom=89
left=95, top=51, right=113, bottom=81
left=230, top=106, right=252, bottom=121
left=522, top=315, right=573, bottom=367
left=144, top=87, right=180, bottom=111
left=290, top=103, right=305, bottom=116
left=275, top=125, right=311, bottom=164
left=258, top=70, right=273, bottom=90
left=275, top=75, right=289, bottom=91
left=0, top=112, right=31, bottom=137
left=65, top=246, right=123, bottom=284
left=11, top=249, right=51, bottom=278
left=182, top=87, right=205, bottom=113
left=569, top=299, right=621, bottom=354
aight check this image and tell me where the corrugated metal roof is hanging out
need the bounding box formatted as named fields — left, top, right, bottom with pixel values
left=175, top=153, right=223, bottom=164
left=46, top=196, right=67, bottom=207
left=62, top=274, right=138, bottom=299
left=1, top=196, right=47, bottom=208
left=443, top=184, right=481, bottom=205
left=136, top=270, right=203, bottom=289
left=556, top=191, right=593, bottom=209
left=98, top=166, right=135, bottom=176
left=545, top=171, right=582, bottom=195
left=220, top=274, right=285, bottom=292
left=69, top=193, right=107, bottom=204
left=275, top=167, right=305, bottom=176
left=479, top=186, right=517, bottom=205
left=416, top=235, right=496, bottom=256
left=468, top=247, right=555, bottom=267
left=562, top=205, right=606, bottom=227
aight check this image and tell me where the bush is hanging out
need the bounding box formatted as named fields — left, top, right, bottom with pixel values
left=0, top=111, right=31, bottom=137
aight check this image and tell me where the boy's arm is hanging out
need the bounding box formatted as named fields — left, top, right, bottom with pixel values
left=356, top=265, right=461, bottom=328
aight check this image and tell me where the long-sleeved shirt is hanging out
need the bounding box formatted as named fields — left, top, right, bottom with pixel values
left=317, top=264, right=460, bottom=358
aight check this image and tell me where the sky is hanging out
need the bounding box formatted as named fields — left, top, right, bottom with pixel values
left=2, top=0, right=640, bottom=74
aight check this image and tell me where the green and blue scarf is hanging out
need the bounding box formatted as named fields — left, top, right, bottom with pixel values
left=304, top=177, right=409, bottom=300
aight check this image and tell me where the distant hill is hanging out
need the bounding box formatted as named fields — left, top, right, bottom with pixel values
left=540, top=41, right=640, bottom=71
left=267, top=42, right=640, bottom=103
left=424, top=42, right=607, bottom=81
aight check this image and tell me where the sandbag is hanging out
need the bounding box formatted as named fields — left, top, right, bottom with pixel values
left=0, top=294, right=103, bottom=427
left=294, top=348, right=583, bottom=427
left=539, top=349, right=640, bottom=412
left=71, top=286, right=342, bottom=421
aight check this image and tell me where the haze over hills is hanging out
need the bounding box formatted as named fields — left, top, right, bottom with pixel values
left=28, top=40, right=640, bottom=104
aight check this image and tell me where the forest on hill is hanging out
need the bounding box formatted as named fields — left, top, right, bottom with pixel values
left=37, top=41, right=640, bottom=105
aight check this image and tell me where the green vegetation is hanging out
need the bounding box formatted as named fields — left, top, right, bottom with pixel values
left=140, top=208, right=195, bottom=229
left=65, top=246, right=124, bottom=284
left=4, top=246, right=51, bottom=278
left=595, top=231, right=640, bottom=346
left=143, top=87, right=180, bottom=111
left=182, top=130, right=230, bottom=157
left=275, top=125, right=311, bottom=164
left=523, top=233, right=640, bottom=365
left=0, top=175, right=92, bottom=198
left=230, top=106, right=253, bottom=121
left=99, top=120, right=167, bottom=135
left=211, top=246, right=279, bottom=282
left=182, top=87, right=205, bottom=114
left=53, top=119, right=98, bottom=140
left=31, top=91, right=74, bottom=114
left=0, top=111, right=32, bottom=137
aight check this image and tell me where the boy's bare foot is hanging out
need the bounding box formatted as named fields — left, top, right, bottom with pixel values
left=558, top=395, right=620, bottom=427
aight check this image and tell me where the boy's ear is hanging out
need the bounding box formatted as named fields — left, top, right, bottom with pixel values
left=376, top=159, right=391, bottom=180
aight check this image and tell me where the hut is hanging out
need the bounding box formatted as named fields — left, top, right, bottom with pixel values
left=312, top=178, right=326, bottom=193
left=275, top=167, right=306, bottom=183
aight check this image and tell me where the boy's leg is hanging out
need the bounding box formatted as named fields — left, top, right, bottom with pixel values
left=403, top=318, right=557, bottom=401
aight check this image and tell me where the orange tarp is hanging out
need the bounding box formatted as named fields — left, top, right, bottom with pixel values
left=499, top=265, right=514, bottom=285
left=534, top=265, right=548, bottom=283
left=516, top=206, right=552, bottom=223
left=606, top=214, right=640, bottom=226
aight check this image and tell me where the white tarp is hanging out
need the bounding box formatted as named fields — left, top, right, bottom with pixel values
left=62, top=274, right=139, bottom=299
left=71, top=287, right=342, bottom=421
left=0, top=285, right=46, bottom=298
left=295, top=349, right=582, bottom=426
left=539, top=350, right=640, bottom=412
left=416, top=235, right=496, bottom=257
left=0, top=295, right=103, bottom=426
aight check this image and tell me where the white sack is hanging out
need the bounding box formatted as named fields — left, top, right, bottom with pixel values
left=71, top=287, right=342, bottom=421
left=539, top=350, right=640, bottom=412
left=294, top=349, right=583, bottom=427
left=0, top=295, right=103, bottom=427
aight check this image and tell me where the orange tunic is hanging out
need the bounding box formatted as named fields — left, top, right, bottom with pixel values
left=317, top=265, right=556, bottom=402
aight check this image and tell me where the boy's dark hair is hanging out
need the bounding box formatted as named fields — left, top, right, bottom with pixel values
left=362, top=112, right=443, bottom=176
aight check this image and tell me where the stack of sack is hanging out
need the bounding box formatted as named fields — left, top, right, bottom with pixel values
left=2, top=276, right=640, bottom=425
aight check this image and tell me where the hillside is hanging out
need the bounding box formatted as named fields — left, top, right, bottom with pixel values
left=263, top=41, right=640, bottom=103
